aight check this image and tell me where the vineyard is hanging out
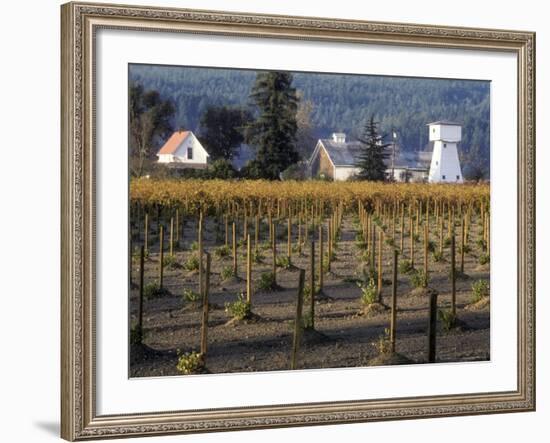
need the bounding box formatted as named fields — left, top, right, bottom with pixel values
left=129, top=179, right=490, bottom=376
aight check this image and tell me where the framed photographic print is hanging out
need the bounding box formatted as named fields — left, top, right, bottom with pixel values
left=60, top=1, right=536, bottom=440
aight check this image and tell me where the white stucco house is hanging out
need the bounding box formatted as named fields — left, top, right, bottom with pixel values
left=156, top=130, right=210, bottom=169
left=427, top=121, right=464, bottom=183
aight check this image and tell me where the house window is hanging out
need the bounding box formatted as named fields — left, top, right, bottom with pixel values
left=442, top=175, right=446, bottom=180
left=435, top=161, right=439, bottom=166
left=432, top=128, right=435, bottom=133
left=456, top=175, right=460, bottom=180
left=187, top=147, right=193, bottom=160
left=443, top=143, right=447, bottom=148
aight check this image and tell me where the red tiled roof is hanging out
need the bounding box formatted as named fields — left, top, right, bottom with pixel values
left=157, top=131, right=190, bottom=155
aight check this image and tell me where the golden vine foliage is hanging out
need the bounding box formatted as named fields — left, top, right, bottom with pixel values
left=130, top=179, right=489, bottom=213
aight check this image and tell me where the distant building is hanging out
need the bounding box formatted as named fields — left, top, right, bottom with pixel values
left=308, top=133, right=362, bottom=181
left=307, top=132, right=430, bottom=181
left=387, top=151, right=431, bottom=182
left=156, top=130, right=210, bottom=169
left=427, top=121, right=464, bottom=183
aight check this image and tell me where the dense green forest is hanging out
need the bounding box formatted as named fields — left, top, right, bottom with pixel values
left=129, top=64, right=490, bottom=177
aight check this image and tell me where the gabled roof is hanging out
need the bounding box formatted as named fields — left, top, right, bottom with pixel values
left=391, top=150, right=432, bottom=169
left=310, top=137, right=431, bottom=171
left=318, top=139, right=364, bottom=167
left=157, top=130, right=190, bottom=155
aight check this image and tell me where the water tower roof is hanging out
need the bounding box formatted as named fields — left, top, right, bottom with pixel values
left=427, top=120, right=461, bottom=126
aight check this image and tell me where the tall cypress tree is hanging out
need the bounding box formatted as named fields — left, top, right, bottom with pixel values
left=355, top=116, right=391, bottom=181
left=245, top=72, right=299, bottom=179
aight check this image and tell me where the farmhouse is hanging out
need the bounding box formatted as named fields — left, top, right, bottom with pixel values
left=157, top=130, right=210, bottom=169
left=307, top=132, right=430, bottom=182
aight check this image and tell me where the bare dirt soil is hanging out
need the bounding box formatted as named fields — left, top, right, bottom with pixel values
left=129, top=216, right=490, bottom=377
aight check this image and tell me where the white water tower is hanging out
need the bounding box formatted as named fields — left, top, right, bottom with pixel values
left=427, top=121, right=463, bottom=183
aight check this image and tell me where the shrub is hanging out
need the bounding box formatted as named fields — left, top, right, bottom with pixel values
left=462, top=244, right=472, bottom=254
left=132, top=247, right=149, bottom=261
left=176, top=350, right=204, bottom=375
left=438, top=309, right=456, bottom=332
left=182, top=288, right=200, bottom=303
left=357, top=278, right=377, bottom=306
left=276, top=255, right=291, bottom=269
left=384, top=238, right=395, bottom=247
left=301, top=311, right=314, bottom=329
left=224, top=293, right=251, bottom=320
left=359, top=249, right=371, bottom=263
left=253, top=249, right=264, bottom=263
left=257, top=272, right=277, bottom=291
left=412, top=233, right=420, bottom=243
left=184, top=253, right=200, bottom=271
left=427, top=240, right=436, bottom=253
left=410, top=269, right=428, bottom=288
left=374, top=328, right=392, bottom=355
left=479, top=253, right=490, bottom=265
left=398, top=259, right=414, bottom=274
left=214, top=245, right=230, bottom=259
left=162, top=254, right=181, bottom=269
left=444, top=237, right=451, bottom=247
left=433, top=250, right=443, bottom=262
left=130, top=324, right=145, bottom=345
left=471, top=280, right=490, bottom=303
left=189, top=241, right=199, bottom=251
left=143, top=281, right=169, bottom=299
left=221, top=266, right=236, bottom=280
left=476, top=238, right=487, bottom=250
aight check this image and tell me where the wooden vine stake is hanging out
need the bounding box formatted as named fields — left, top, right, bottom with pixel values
left=377, top=230, right=383, bottom=303
left=451, top=229, right=457, bottom=316
left=290, top=269, right=306, bottom=370
left=327, top=219, right=332, bottom=272
left=198, top=211, right=204, bottom=300
left=318, top=225, right=324, bottom=292
left=427, top=289, right=438, bottom=363
left=255, top=214, right=260, bottom=254
left=272, top=222, right=277, bottom=286
left=246, top=234, right=252, bottom=304
left=390, top=249, right=398, bottom=354
left=224, top=215, right=229, bottom=247
left=409, top=212, right=414, bottom=268
left=144, top=212, right=149, bottom=253
left=175, top=208, right=180, bottom=245
left=169, top=217, right=174, bottom=257
left=232, top=221, right=237, bottom=276
left=424, top=223, right=429, bottom=282
left=287, top=216, right=292, bottom=262
left=159, top=225, right=164, bottom=289
left=309, top=241, right=315, bottom=330
left=200, top=252, right=211, bottom=357
left=460, top=215, right=465, bottom=273
left=137, top=245, right=145, bottom=345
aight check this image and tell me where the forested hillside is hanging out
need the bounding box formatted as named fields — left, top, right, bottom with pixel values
left=129, top=64, right=490, bottom=177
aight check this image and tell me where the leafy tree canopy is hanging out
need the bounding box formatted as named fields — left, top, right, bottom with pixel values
left=129, top=82, right=175, bottom=177
left=199, top=106, right=252, bottom=161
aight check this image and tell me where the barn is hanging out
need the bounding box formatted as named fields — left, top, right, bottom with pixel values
left=307, top=133, right=363, bottom=181
left=308, top=132, right=430, bottom=182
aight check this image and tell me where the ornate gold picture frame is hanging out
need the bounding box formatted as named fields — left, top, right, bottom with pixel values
left=61, top=2, right=535, bottom=440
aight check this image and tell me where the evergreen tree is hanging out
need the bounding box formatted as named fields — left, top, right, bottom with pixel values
left=355, top=116, right=391, bottom=181
left=245, top=72, right=299, bottom=179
